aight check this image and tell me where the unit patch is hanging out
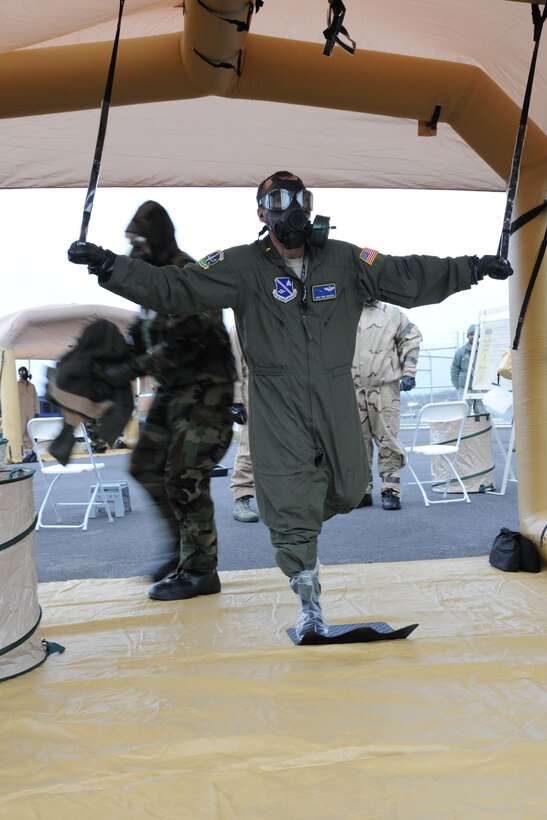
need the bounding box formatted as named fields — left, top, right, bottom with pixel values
left=198, top=250, right=224, bottom=269
left=359, top=247, right=379, bottom=265
left=311, top=283, right=336, bottom=302
left=273, top=277, right=297, bottom=303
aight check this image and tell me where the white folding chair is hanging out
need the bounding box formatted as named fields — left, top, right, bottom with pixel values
left=405, top=401, right=471, bottom=506
left=27, top=417, right=114, bottom=530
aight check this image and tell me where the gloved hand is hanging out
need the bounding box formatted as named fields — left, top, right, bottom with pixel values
left=231, top=404, right=248, bottom=424
left=472, top=255, right=514, bottom=281
left=67, top=241, right=116, bottom=276
left=400, top=376, right=416, bottom=392
left=99, top=361, right=137, bottom=387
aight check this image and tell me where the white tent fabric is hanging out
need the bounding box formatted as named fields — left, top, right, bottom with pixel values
left=0, top=0, right=545, bottom=191
left=0, top=304, right=137, bottom=359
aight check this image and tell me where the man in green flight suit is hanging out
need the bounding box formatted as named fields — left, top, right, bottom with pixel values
left=68, top=171, right=512, bottom=640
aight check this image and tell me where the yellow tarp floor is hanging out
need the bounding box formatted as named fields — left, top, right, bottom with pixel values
left=3, top=557, right=547, bottom=819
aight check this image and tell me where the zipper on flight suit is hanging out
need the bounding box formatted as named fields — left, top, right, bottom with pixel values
left=291, top=255, right=320, bottom=455
left=297, top=256, right=313, bottom=341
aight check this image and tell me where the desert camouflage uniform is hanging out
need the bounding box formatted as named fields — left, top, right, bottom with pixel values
left=228, top=324, right=255, bottom=501
left=352, top=301, right=422, bottom=495
left=126, top=202, right=235, bottom=571
left=18, top=377, right=40, bottom=453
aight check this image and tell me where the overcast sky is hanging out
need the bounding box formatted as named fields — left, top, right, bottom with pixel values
left=2, top=185, right=508, bottom=380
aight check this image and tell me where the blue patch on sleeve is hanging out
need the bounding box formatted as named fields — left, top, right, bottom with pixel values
left=198, top=250, right=224, bottom=269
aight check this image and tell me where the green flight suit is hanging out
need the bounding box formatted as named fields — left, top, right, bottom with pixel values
left=99, top=237, right=479, bottom=577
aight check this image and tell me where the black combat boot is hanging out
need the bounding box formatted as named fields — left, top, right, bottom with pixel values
left=149, top=552, right=180, bottom=582
left=381, top=489, right=401, bottom=510
left=148, top=567, right=221, bottom=601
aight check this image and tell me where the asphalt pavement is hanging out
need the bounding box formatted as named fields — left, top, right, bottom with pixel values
left=27, top=425, right=519, bottom=583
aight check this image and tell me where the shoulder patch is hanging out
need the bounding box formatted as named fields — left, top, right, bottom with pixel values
left=198, top=250, right=224, bottom=269
left=359, top=247, right=379, bottom=265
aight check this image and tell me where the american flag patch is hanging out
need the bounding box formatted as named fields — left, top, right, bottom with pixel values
left=359, top=247, right=378, bottom=265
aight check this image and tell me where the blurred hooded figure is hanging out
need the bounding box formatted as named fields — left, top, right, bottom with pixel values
left=17, top=366, right=40, bottom=456
left=104, top=201, right=236, bottom=598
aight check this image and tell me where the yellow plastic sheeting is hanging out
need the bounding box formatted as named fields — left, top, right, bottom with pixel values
left=2, top=558, right=547, bottom=818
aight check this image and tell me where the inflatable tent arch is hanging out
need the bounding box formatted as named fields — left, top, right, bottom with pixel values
left=0, top=0, right=545, bottom=553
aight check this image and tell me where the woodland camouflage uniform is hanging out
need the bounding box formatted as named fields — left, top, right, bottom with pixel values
left=126, top=202, right=235, bottom=571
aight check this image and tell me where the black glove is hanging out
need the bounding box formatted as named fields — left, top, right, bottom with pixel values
left=231, top=404, right=248, bottom=424
left=472, top=255, right=514, bottom=281
left=400, top=376, right=416, bottom=392
left=67, top=241, right=116, bottom=276
left=99, top=361, right=138, bottom=387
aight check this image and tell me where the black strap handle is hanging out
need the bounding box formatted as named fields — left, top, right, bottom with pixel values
left=499, top=3, right=546, bottom=261
left=79, top=0, right=126, bottom=244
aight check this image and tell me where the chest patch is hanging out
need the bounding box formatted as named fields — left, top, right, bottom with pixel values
left=359, top=247, right=379, bottom=265
left=312, top=283, right=336, bottom=301
left=198, top=250, right=224, bottom=269
left=273, top=276, right=297, bottom=303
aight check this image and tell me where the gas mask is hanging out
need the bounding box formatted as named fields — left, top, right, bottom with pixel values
left=258, top=180, right=331, bottom=249
left=126, top=233, right=152, bottom=262
left=18, top=367, right=31, bottom=381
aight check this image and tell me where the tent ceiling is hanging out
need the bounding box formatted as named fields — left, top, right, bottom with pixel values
left=0, top=0, right=545, bottom=190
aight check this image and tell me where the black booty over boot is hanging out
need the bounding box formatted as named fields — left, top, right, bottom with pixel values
left=48, top=422, right=76, bottom=466
left=147, top=549, right=180, bottom=582
left=381, top=489, right=401, bottom=510
left=148, top=567, right=221, bottom=601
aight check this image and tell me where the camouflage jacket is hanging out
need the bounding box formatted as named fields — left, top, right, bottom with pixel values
left=352, top=301, right=422, bottom=388
left=128, top=250, right=236, bottom=390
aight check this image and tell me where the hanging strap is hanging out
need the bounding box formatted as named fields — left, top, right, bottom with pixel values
left=510, top=199, right=546, bottom=235
left=323, top=0, right=356, bottom=56
left=499, top=3, right=546, bottom=261
left=79, top=0, right=126, bottom=243
left=508, top=199, right=546, bottom=349
left=512, top=224, right=547, bottom=350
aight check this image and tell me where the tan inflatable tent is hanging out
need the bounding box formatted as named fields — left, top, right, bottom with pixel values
left=0, top=0, right=544, bottom=547
left=1, top=4, right=547, bottom=813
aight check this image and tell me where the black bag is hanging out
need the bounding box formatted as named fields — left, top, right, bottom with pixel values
left=489, top=527, right=541, bottom=573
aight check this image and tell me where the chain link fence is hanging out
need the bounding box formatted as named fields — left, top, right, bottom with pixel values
left=401, top=347, right=458, bottom=426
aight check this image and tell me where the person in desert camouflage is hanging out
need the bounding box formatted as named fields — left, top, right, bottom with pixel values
left=353, top=299, right=422, bottom=511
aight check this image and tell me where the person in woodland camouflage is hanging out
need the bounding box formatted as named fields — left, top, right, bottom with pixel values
left=352, top=300, right=422, bottom=510
left=100, top=201, right=236, bottom=600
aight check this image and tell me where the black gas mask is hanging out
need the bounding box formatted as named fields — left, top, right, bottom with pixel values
left=126, top=233, right=153, bottom=262
left=18, top=367, right=31, bottom=381
left=258, top=179, right=331, bottom=250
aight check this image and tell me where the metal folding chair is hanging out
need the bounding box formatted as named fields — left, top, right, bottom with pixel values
left=27, top=417, right=114, bottom=530
left=405, top=401, right=471, bottom=506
